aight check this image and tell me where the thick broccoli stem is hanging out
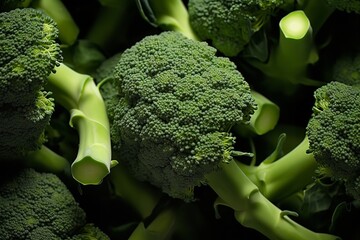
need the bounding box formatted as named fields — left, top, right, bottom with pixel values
left=25, top=145, right=70, bottom=173
left=206, top=160, right=340, bottom=240
left=233, top=90, right=280, bottom=136
left=249, top=10, right=320, bottom=94
left=86, top=0, right=132, bottom=53
left=138, top=0, right=199, bottom=41
left=237, top=136, right=317, bottom=202
left=297, top=0, right=335, bottom=35
left=128, top=207, right=177, bottom=240
left=110, top=163, right=176, bottom=240
left=47, top=63, right=113, bottom=185
left=31, top=0, right=79, bottom=45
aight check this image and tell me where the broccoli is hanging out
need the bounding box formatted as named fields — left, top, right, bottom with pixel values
left=109, top=31, right=340, bottom=240
left=136, top=0, right=199, bottom=41
left=237, top=81, right=360, bottom=202
left=244, top=10, right=322, bottom=95
left=331, top=50, right=360, bottom=86
left=0, top=8, right=114, bottom=185
left=187, top=0, right=289, bottom=57
left=111, top=31, right=257, bottom=200
left=0, top=0, right=79, bottom=45
left=0, top=168, right=111, bottom=240
left=0, top=168, right=86, bottom=240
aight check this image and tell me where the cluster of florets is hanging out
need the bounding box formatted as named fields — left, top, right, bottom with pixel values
left=111, top=31, right=256, bottom=200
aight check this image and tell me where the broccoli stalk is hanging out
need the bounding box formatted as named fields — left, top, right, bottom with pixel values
left=236, top=136, right=317, bottom=202
left=110, top=163, right=178, bottom=240
left=246, top=10, right=321, bottom=94
left=26, top=145, right=70, bottom=174
left=206, top=160, right=339, bottom=240
left=136, top=0, right=200, bottom=40
left=47, top=63, right=117, bottom=185
left=233, top=90, right=280, bottom=136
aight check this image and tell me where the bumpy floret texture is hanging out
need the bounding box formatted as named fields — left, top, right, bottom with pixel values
left=332, top=51, right=360, bottom=86
left=70, top=224, right=110, bottom=240
left=0, top=91, right=54, bottom=159
left=326, top=0, right=360, bottom=13
left=188, top=0, right=285, bottom=56
left=307, top=81, right=360, bottom=199
left=0, top=8, right=62, bottom=107
left=112, top=31, right=256, bottom=200
left=0, top=168, right=87, bottom=240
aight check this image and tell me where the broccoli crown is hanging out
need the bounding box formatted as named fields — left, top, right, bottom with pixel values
left=306, top=81, right=360, bottom=199
left=0, top=8, right=62, bottom=107
left=70, top=224, right=110, bottom=240
left=0, top=91, right=54, bottom=159
left=332, top=51, right=360, bottom=86
left=112, top=31, right=256, bottom=200
left=188, top=0, right=285, bottom=56
left=0, top=168, right=87, bottom=240
left=326, top=0, right=360, bottom=13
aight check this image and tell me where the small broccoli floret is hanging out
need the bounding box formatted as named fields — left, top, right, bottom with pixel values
left=0, top=91, right=54, bottom=158
left=0, top=168, right=87, bottom=240
left=0, top=0, right=79, bottom=45
left=112, top=31, right=256, bottom=200
left=70, top=224, right=110, bottom=240
left=307, top=81, right=360, bottom=198
left=332, top=51, right=360, bottom=86
left=188, top=0, right=286, bottom=56
left=0, top=8, right=61, bottom=107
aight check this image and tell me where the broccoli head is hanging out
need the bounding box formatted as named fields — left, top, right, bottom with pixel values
left=307, top=81, right=360, bottom=199
left=111, top=31, right=256, bottom=200
left=0, top=91, right=54, bottom=159
left=187, top=0, right=286, bottom=56
left=0, top=8, right=61, bottom=107
left=0, top=168, right=86, bottom=240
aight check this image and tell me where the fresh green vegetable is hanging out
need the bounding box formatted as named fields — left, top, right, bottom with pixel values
left=0, top=8, right=114, bottom=185
left=187, top=0, right=289, bottom=56
left=237, top=81, right=360, bottom=202
left=0, top=168, right=110, bottom=240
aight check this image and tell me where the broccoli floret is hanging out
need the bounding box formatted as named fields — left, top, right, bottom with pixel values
left=0, top=0, right=79, bottom=45
left=0, top=91, right=54, bottom=158
left=332, top=51, right=360, bottom=86
left=187, top=0, right=287, bottom=56
left=0, top=8, right=114, bottom=185
left=70, top=224, right=110, bottom=240
left=111, top=31, right=256, bottom=200
left=307, top=81, right=360, bottom=198
left=0, top=168, right=87, bottom=240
